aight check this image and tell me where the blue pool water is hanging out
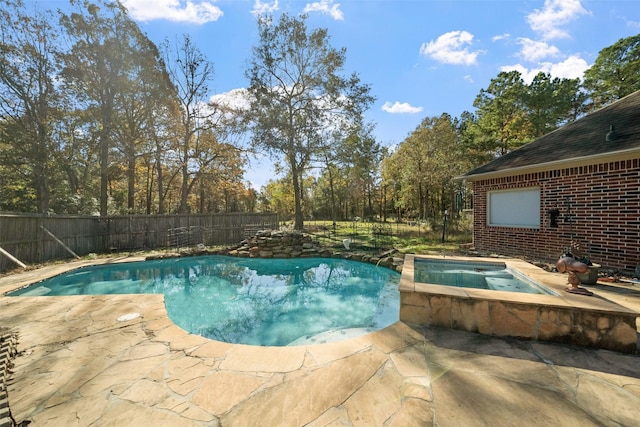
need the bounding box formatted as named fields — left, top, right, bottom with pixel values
left=9, top=256, right=400, bottom=346
left=414, top=259, right=556, bottom=295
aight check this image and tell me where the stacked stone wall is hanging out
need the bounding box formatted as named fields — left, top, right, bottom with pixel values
left=227, top=230, right=333, bottom=259
left=217, top=230, right=405, bottom=272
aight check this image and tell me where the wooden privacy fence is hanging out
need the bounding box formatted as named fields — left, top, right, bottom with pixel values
left=0, top=212, right=278, bottom=272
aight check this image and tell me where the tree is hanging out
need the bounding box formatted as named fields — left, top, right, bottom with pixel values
left=381, top=114, right=462, bottom=221
left=263, top=177, right=296, bottom=219
left=0, top=0, right=63, bottom=213
left=525, top=72, right=585, bottom=137
left=246, top=13, right=374, bottom=230
left=380, top=148, right=406, bottom=222
left=147, top=100, right=181, bottom=214
left=338, top=123, right=382, bottom=220
left=61, top=0, right=154, bottom=216
left=161, top=34, right=216, bottom=213
left=312, top=121, right=380, bottom=224
left=112, top=37, right=173, bottom=213
left=455, top=110, right=492, bottom=168
left=55, top=112, right=102, bottom=214
left=584, top=34, right=640, bottom=109
left=471, top=70, right=529, bottom=156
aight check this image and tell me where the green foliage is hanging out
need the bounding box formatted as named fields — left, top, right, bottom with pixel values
left=381, top=114, right=463, bottom=222
left=0, top=0, right=247, bottom=216
left=310, top=123, right=383, bottom=222
left=0, top=0, right=63, bottom=213
left=246, top=13, right=374, bottom=230
left=584, top=34, right=640, bottom=109
left=462, top=70, right=590, bottom=159
left=525, top=73, right=585, bottom=136
left=61, top=0, right=163, bottom=216
left=470, top=71, right=529, bottom=156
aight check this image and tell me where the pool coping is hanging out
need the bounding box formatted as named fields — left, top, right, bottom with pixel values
left=399, top=254, right=639, bottom=353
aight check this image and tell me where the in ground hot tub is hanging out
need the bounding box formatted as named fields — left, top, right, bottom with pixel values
left=413, top=258, right=557, bottom=295
left=400, top=254, right=638, bottom=353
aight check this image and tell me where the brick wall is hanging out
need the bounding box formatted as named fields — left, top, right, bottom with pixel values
left=472, top=158, right=640, bottom=272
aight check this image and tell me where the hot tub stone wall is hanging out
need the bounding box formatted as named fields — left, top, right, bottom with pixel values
left=400, top=292, right=638, bottom=354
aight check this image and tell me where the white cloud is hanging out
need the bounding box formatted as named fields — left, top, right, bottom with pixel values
left=464, top=75, right=474, bottom=84
left=517, top=38, right=560, bottom=62
left=420, top=31, right=480, bottom=65
left=209, top=88, right=252, bottom=112
left=251, top=0, right=278, bottom=16
left=526, top=0, right=591, bottom=40
left=492, top=33, right=510, bottom=42
left=627, top=19, right=640, bottom=29
left=303, top=0, right=344, bottom=21
left=500, top=64, right=538, bottom=84
left=545, top=55, right=590, bottom=80
left=501, top=55, right=589, bottom=84
left=382, top=101, right=423, bottom=114
left=121, top=0, right=223, bottom=24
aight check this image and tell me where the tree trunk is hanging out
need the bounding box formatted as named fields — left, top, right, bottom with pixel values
left=178, top=126, right=193, bottom=213
left=99, top=91, right=114, bottom=217
left=367, top=182, right=373, bottom=220
left=155, top=143, right=165, bottom=214
left=127, top=152, right=136, bottom=212
left=34, top=163, right=50, bottom=214
left=145, top=161, right=153, bottom=214
left=291, top=162, right=304, bottom=230
left=328, top=166, right=337, bottom=231
left=34, top=121, right=51, bottom=213
left=179, top=162, right=190, bottom=213
left=100, top=118, right=111, bottom=217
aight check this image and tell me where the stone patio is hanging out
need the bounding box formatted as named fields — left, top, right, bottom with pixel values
left=1, top=257, right=639, bottom=426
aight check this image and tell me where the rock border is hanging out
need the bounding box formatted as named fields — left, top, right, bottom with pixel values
left=148, top=230, right=406, bottom=273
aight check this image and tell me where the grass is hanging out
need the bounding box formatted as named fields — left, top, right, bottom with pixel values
left=303, top=219, right=472, bottom=255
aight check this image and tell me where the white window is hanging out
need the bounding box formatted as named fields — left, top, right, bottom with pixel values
left=488, top=188, right=540, bottom=228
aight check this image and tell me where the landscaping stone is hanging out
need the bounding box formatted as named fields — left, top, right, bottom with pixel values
left=210, top=230, right=404, bottom=272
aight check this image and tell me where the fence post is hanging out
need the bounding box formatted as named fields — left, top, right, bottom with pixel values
left=41, top=226, right=81, bottom=259
left=0, top=246, right=27, bottom=269
left=37, top=215, right=43, bottom=264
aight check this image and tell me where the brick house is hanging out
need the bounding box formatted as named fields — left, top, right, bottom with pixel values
left=459, top=90, right=640, bottom=272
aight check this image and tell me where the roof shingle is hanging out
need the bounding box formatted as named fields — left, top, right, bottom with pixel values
left=462, top=90, right=640, bottom=177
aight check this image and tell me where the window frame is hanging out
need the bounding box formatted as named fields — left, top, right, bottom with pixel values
left=487, top=187, right=540, bottom=229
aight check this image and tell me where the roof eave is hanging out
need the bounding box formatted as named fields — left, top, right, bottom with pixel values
left=455, top=147, right=640, bottom=182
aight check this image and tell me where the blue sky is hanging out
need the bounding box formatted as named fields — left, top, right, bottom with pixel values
left=60, top=0, right=640, bottom=188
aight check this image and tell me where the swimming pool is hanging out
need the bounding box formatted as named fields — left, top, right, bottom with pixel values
left=8, top=256, right=400, bottom=346
left=414, top=259, right=556, bottom=295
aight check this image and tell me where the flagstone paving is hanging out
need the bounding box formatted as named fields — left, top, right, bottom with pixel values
left=0, top=258, right=639, bottom=426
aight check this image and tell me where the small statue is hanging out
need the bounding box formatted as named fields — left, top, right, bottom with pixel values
left=556, top=256, right=593, bottom=296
